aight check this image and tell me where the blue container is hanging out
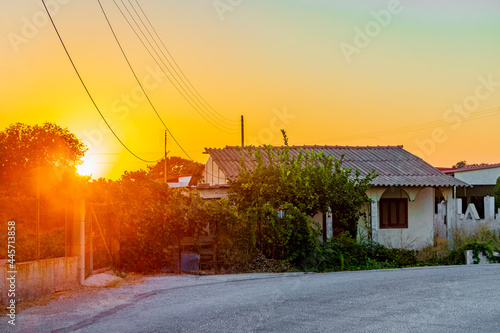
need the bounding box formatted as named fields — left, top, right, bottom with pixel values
left=181, top=253, right=200, bottom=271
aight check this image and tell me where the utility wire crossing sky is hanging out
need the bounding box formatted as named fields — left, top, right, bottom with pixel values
left=2, top=0, right=500, bottom=179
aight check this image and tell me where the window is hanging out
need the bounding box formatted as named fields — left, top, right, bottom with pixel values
left=379, top=198, right=408, bottom=229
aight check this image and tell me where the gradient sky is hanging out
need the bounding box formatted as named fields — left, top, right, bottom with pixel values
left=2, top=0, right=500, bottom=179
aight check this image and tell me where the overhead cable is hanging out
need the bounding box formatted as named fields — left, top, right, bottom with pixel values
left=41, top=0, right=163, bottom=163
left=113, top=0, right=237, bottom=132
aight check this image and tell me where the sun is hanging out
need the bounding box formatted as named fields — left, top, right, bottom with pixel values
left=76, top=156, right=99, bottom=177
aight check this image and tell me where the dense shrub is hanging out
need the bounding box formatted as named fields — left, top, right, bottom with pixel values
left=305, top=233, right=417, bottom=272
left=93, top=173, right=210, bottom=273
left=0, top=196, right=65, bottom=262
left=439, top=241, right=500, bottom=265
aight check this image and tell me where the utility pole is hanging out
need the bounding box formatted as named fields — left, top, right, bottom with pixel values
left=36, top=167, right=40, bottom=260
left=164, top=130, right=168, bottom=184
left=241, top=115, right=244, bottom=147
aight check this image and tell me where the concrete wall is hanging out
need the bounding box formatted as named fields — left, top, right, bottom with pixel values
left=435, top=196, right=500, bottom=236
left=465, top=250, right=500, bottom=265
left=318, top=187, right=434, bottom=249
left=360, top=187, right=435, bottom=250
left=309, top=212, right=325, bottom=242
left=197, top=186, right=229, bottom=199
left=378, top=187, right=435, bottom=249
left=453, top=167, right=500, bottom=185
left=0, top=257, right=78, bottom=305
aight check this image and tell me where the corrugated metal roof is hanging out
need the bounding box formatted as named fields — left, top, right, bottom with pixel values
left=440, top=163, right=500, bottom=174
left=204, top=145, right=469, bottom=188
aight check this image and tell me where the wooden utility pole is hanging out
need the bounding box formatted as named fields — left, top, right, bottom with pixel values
left=36, top=167, right=40, bottom=260
left=241, top=115, right=244, bottom=147
left=164, top=130, right=168, bottom=184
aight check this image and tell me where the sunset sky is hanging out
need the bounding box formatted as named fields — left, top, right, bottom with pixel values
left=2, top=0, right=500, bottom=180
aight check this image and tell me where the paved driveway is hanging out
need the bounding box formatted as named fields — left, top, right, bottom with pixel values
left=2, top=265, right=500, bottom=332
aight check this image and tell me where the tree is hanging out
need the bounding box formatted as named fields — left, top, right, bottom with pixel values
left=228, top=131, right=376, bottom=265
left=452, top=161, right=489, bottom=169
left=146, top=156, right=204, bottom=184
left=452, top=161, right=467, bottom=169
left=0, top=122, right=87, bottom=261
left=0, top=122, right=87, bottom=185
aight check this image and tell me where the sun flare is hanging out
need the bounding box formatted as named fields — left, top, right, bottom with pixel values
left=76, top=156, right=99, bottom=177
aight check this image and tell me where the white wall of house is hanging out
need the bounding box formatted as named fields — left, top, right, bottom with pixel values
left=168, top=176, right=192, bottom=188
left=203, top=156, right=228, bottom=186
left=453, top=167, right=500, bottom=185
left=317, top=186, right=436, bottom=249
left=379, top=187, right=434, bottom=250
left=360, top=187, right=435, bottom=250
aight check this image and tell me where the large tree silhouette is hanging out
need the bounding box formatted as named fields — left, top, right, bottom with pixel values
left=0, top=122, right=87, bottom=186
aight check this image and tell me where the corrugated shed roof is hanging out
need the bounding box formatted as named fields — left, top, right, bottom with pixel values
left=204, top=145, right=469, bottom=188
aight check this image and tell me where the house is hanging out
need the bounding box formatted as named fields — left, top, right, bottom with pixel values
left=200, top=145, right=469, bottom=250
left=166, top=174, right=196, bottom=188
left=435, top=164, right=500, bottom=234
left=437, top=164, right=500, bottom=218
left=154, top=174, right=199, bottom=188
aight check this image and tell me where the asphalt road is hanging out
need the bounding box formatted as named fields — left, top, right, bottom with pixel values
left=4, top=265, right=500, bottom=333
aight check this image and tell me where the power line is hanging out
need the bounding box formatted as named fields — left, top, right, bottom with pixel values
left=113, top=0, right=237, bottom=132
left=43, top=0, right=240, bottom=181
left=97, top=0, right=224, bottom=180
left=41, top=0, right=162, bottom=164
left=131, top=0, right=238, bottom=126
left=97, top=0, right=193, bottom=160
left=317, top=107, right=500, bottom=142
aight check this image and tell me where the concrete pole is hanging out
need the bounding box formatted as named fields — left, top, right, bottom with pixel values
left=370, top=200, right=379, bottom=243
left=326, top=208, right=333, bottom=240
left=71, top=199, right=86, bottom=284
left=368, top=188, right=386, bottom=243
left=484, top=196, right=495, bottom=219
left=444, top=188, right=455, bottom=249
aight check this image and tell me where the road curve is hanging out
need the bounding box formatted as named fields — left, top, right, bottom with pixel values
left=4, top=265, right=500, bottom=333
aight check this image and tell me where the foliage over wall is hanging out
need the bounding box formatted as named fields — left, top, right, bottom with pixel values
left=88, top=172, right=208, bottom=273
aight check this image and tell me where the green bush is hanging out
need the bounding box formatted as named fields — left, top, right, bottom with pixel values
left=305, top=233, right=417, bottom=272
left=440, top=241, right=500, bottom=265
left=372, top=246, right=417, bottom=266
